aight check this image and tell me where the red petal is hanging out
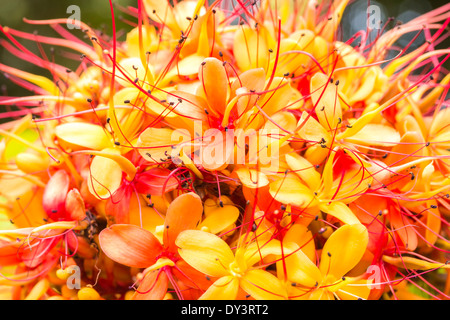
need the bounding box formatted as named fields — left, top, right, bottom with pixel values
left=65, top=188, right=86, bottom=221
left=20, top=237, right=60, bottom=268
left=42, top=170, right=70, bottom=221
left=99, top=224, right=162, bottom=268
left=105, top=185, right=133, bottom=224
left=134, top=167, right=179, bottom=196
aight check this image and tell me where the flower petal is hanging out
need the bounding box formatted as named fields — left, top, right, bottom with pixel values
left=55, top=122, right=111, bottom=151
left=99, top=224, right=162, bottom=268
left=310, top=72, right=342, bottom=131
left=176, top=230, right=234, bottom=277
left=285, top=153, right=321, bottom=191
left=241, top=269, right=287, bottom=300
left=198, top=204, right=239, bottom=235
left=233, top=25, right=270, bottom=72
left=163, top=192, right=203, bottom=252
left=198, top=57, right=228, bottom=116
left=235, top=167, right=269, bottom=189
left=87, top=149, right=123, bottom=200
left=345, top=123, right=400, bottom=147
left=269, top=173, right=316, bottom=208
left=199, top=276, right=239, bottom=300
left=279, top=242, right=322, bottom=288
left=132, top=270, right=168, bottom=300
left=319, top=224, right=368, bottom=279
left=134, top=167, right=179, bottom=196
left=42, top=170, right=70, bottom=220
left=336, top=278, right=372, bottom=300
left=137, top=127, right=178, bottom=163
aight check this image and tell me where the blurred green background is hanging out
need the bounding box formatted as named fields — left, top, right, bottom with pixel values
left=0, top=0, right=448, bottom=104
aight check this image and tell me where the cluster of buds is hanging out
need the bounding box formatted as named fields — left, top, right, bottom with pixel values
left=0, top=0, right=449, bottom=300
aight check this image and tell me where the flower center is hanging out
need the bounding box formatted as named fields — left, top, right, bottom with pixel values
left=228, top=260, right=244, bottom=278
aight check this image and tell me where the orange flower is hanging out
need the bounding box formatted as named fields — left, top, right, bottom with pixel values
left=99, top=192, right=213, bottom=299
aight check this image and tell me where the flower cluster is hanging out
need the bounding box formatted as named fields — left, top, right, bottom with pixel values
left=0, top=0, right=449, bottom=300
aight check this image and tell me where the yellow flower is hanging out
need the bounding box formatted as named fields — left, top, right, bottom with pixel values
left=280, top=224, right=370, bottom=300
left=176, top=229, right=289, bottom=300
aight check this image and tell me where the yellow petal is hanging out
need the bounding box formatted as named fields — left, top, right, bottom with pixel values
left=55, top=122, right=111, bottom=151
left=336, top=278, right=372, bottom=300
left=233, top=25, right=270, bottom=71
left=199, top=276, right=239, bottom=300
left=198, top=205, right=239, bottom=235
left=176, top=230, right=234, bottom=277
left=87, top=148, right=123, bottom=200
left=283, top=223, right=316, bottom=263
left=382, top=255, right=450, bottom=271
left=285, top=153, right=321, bottom=191
left=310, top=72, right=342, bottom=131
left=345, top=123, right=400, bottom=147
left=143, top=0, right=179, bottom=33
left=137, top=127, right=181, bottom=163
left=258, top=77, right=294, bottom=116
left=241, top=269, right=287, bottom=300
left=244, top=239, right=292, bottom=267
left=269, top=174, right=316, bottom=208
left=280, top=242, right=322, bottom=288
left=319, top=202, right=361, bottom=226
left=296, top=111, right=331, bottom=146
left=235, top=167, right=269, bottom=189
left=319, top=224, right=368, bottom=279
left=231, top=68, right=266, bottom=115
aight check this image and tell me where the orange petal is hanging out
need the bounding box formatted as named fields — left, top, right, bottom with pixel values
left=99, top=224, right=162, bottom=268
left=163, top=192, right=203, bottom=253
left=198, top=57, right=228, bottom=116
left=132, top=270, right=168, bottom=300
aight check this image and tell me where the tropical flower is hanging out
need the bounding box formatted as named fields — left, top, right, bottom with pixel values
left=99, top=192, right=216, bottom=299
left=0, top=0, right=449, bottom=301
left=176, top=229, right=290, bottom=300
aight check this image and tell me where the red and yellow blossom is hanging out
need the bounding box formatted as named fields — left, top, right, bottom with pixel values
left=0, top=0, right=449, bottom=301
